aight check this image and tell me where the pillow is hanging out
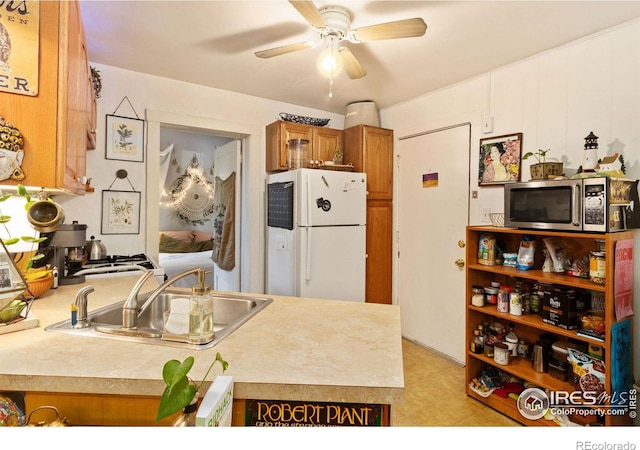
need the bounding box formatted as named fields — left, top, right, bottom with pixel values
left=193, top=230, right=214, bottom=242
left=160, top=230, right=195, bottom=243
left=159, top=233, right=201, bottom=253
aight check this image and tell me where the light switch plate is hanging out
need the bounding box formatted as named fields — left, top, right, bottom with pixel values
left=481, top=116, right=494, bottom=134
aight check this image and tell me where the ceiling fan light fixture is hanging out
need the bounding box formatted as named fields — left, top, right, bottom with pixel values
left=317, top=34, right=343, bottom=78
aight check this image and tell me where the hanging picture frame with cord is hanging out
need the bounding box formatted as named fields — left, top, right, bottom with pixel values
left=478, top=133, right=522, bottom=185
left=101, top=190, right=141, bottom=235
left=105, top=114, right=145, bottom=162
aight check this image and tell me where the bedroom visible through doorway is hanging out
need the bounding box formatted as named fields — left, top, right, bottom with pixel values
left=157, top=126, right=241, bottom=292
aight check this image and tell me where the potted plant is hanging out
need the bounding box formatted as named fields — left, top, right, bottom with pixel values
left=522, top=149, right=564, bottom=180
left=156, top=351, right=228, bottom=425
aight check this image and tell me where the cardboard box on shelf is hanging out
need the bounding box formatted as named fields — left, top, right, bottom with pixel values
left=542, top=287, right=590, bottom=330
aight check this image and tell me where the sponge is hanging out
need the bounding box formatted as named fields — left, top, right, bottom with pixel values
left=163, top=298, right=190, bottom=335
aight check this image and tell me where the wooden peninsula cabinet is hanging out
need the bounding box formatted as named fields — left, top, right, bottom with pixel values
left=0, top=0, right=92, bottom=194
left=265, top=120, right=342, bottom=172
left=465, top=226, right=635, bottom=426
left=343, top=125, right=394, bottom=304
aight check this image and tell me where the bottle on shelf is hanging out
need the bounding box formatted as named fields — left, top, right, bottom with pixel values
left=471, top=330, right=484, bottom=354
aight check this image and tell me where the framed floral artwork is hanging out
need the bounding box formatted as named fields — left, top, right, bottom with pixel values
left=478, top=133, right=523, bottom=185
left=101, top=190, right=141, bottom=234
left=105, top=114, right=145, bottom=162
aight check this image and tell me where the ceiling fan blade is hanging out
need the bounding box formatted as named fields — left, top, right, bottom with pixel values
left=350, top=18, right=427, bottom=42
left=289, top=0, right=326, bottom=29
left=339, top=47, right=366, bottom=79
left=255, top=41, right=317, bottom=58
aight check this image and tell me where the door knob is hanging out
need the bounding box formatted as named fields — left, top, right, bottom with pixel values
left=455, top=258, right=465, bottom=268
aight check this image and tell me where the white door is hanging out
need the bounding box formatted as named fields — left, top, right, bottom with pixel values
left=397, top=124, right=470, bottom=363
left=213, top=140, right=242, bottom=292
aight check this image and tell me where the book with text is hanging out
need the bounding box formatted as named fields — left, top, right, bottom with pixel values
left=195, top=375, right=234, bottom=427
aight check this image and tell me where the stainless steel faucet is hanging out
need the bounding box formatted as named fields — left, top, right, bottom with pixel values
left=136, top=268, right=204, bottom=317
left=122, top=268, right=203, bottom=329
left=122, top=270, right=154, bottom=329
left=73, top=285, right=94, bottom=329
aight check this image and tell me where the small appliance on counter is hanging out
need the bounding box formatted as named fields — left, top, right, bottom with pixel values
left=47, top=222, right=89, bottom=285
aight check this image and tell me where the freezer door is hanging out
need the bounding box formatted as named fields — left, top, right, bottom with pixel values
left=297, top=169, right=366, bottom=226
left=297, top=225, right=366, bottom=302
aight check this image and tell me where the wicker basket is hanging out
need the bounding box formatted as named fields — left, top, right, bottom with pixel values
left=26, top=274, right=54, bottom=299
left=489, top=213, right=505, bottom=227
left=319, top=163, right=354, bottom=172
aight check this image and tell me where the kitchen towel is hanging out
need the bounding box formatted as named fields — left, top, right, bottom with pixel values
left=211, top=172, right=236, bottom=271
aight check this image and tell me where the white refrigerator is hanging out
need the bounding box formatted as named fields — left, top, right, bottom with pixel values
left=266, top=169, right=367, bottom=302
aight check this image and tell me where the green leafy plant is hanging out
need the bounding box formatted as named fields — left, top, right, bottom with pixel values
left=521, top=148, right=551, bottom=164
left=156, top=351, right=228, bottom=422
left=0, top=185, right=48, bottom=270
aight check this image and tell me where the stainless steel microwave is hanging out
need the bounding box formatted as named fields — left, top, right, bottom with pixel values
left=504, top=178, right=639, bottom=232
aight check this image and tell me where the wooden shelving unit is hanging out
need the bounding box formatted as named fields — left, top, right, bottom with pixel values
left=465, top=226, right=635, bottom=426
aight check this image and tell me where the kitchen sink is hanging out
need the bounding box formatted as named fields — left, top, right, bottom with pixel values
left=45, top=289, right=272, bottom=350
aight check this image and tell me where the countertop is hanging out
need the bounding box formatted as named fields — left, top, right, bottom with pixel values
left=0, top=276, right=404, bottom=405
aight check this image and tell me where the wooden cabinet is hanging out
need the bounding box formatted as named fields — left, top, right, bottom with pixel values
left=342, top=125, right=393, bottom=200
left=0, top=0, right=92, bottom=194
left=366, top=201, right=393, bottom=304
left=265, top=120, right=342, bottom=172
left=465, top=226, right=635, bottom=426
left=343, top=125, right=394, bottom=304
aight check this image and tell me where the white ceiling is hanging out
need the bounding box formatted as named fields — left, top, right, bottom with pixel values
left=79, top=1, right=640, bottom=115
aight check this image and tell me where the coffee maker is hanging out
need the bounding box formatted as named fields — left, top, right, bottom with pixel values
left=47, top=223, right=88, bottom=285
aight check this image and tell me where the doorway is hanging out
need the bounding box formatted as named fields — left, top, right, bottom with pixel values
left=396, top=123, right=471, bottom=363
left=145, top=109, right=263, bottom=294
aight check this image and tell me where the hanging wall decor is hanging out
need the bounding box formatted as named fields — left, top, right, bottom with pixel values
left=101, top=170, right=141, bottom=234
left=105, top=97, right=145, bottom=162
left=0, top=1, right=40, bottom=96
left=0, top=115, right=25, bottom=181
left=478, top=133, right=522, bottom=185
left=169, top=155, right=215, bottom=226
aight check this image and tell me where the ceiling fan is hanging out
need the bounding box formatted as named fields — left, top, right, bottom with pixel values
left=254, top=1, right=427, bottom=79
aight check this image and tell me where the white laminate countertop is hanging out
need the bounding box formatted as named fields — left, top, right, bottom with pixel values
left=0, top=276, right=404, bottom=405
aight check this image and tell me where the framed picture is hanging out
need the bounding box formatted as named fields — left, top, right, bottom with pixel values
left=101, top=190, right=141, bottom=235
left=478, top=133, right=523, bottom=185
left=105, top=114, right=145, bottom=162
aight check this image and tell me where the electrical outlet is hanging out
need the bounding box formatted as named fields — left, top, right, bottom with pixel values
left=481, top=208, right=491, bottom=223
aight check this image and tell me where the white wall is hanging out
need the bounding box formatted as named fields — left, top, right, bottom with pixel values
left=56, top=64, right=345, bottom=294
left=382, top=19, right=640, bottom=383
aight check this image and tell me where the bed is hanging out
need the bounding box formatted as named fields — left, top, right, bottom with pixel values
left=158, top=230, right=215, bottom=288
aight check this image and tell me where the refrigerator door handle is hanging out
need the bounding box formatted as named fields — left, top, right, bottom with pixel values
left=304, top=227, right=311, bottom=281
left=305, top=173, right=312, bottom=226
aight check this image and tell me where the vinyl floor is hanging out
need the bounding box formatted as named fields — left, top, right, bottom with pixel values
left=391, top=338, right=521, bottom=426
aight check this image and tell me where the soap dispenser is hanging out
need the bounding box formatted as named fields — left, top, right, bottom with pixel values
left=187, top=269, right=214, bottom=344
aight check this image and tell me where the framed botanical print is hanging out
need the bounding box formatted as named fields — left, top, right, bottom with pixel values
left=478, top=133, right=523, bottom=185
left=101, top=190, right=141, bottom=235
left=105, top=114, right=145, bottom=162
